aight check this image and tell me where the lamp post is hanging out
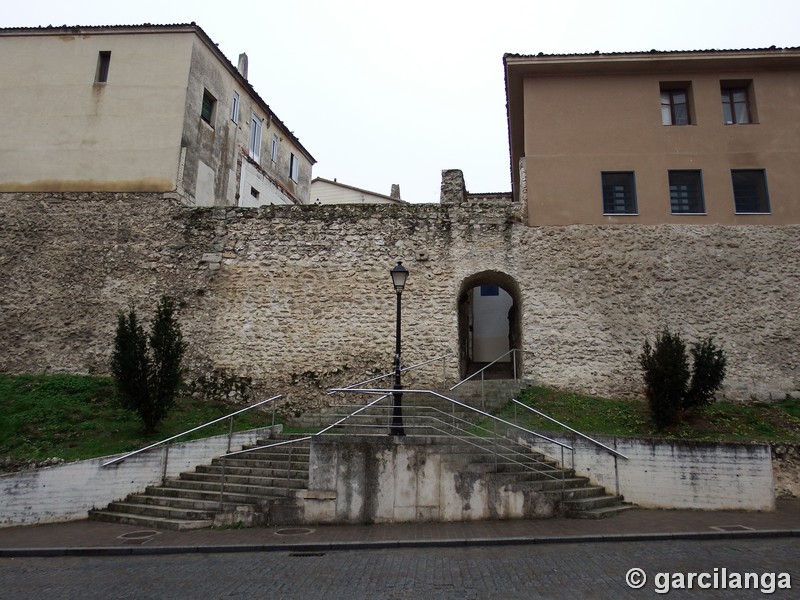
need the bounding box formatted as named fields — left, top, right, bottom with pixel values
left=390, top=261, right=409, bottom=436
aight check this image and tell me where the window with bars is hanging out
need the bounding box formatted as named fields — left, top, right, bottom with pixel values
left=660, top=83, right=691, bottom=125
left=721, top=82, right=753, bottom=124
left=732, top=170, right=770, bottom=213
left=601, top=172, right=637, bottom=214
left=669, top=170, right=705, bottom=214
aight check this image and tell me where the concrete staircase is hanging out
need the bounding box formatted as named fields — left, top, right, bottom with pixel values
left=89, top=435, right=310, bottom=531
left=441, top=434, right=634, bottom=519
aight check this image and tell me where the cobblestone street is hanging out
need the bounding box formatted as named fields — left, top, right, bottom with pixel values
left=2, top=538, right=796, bottom=599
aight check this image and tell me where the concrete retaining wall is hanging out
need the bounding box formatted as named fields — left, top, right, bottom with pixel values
left=515, top=431, right=775, bottom=511
left=0, top=426, right=277, bottom=527
left=303, top=436, right=557, bottom=524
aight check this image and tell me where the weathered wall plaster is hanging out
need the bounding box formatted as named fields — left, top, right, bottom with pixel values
left=304, top=436, right=557, bottom=523
left=0, top=427, right=277, bottom=527
left=516, top=431, right=775, bottom=511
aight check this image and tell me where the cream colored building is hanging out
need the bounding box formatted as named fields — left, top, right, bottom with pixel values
left=0, top=24, right=315, bottom=206
left=504, top=48, right=800, bottom=225
left=310, top=177, right=406, bottom=205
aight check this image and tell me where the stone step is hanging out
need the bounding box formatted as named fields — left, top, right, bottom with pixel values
left=168, top=477, right=304, bottom=498
left=181, top=470, right=307, bottom=488
left=562, top=494, right=625, bottom=512
left=88, top=510, right=213, bottom=531
left=145, top=485, right=273, bottom=505
left=202, top=463, right=309, bottom=478
left=105, top=501, right=216, bottom=521
left=124, top=494, right=250, bottom=513
left=567, top=504, right=638, bottom=520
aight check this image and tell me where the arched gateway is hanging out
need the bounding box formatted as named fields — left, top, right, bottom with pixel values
left=457, top=271, right=523, bottom=380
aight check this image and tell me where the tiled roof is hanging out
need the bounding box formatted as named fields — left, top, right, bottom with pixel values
left=504, top=46, right=800, bottom=60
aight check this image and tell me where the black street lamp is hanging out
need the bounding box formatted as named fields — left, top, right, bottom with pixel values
left=390, top=261, right=409, bottom=436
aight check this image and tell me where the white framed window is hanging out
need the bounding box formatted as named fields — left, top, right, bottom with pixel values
left=231, top=91, right=240, bottom=123
left=289, top=153, right=299, bottom=182
left=271, top=133, right=279, bottom=162
left=249, top=114, right=262, bottom=162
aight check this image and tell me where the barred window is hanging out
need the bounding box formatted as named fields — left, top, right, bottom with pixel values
left=601, top=172, right=637, bottom=215
left=669, top=170, right=705, bottom=214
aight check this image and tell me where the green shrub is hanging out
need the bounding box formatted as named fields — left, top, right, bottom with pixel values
left=640, top=327, right=690, bottom=429
left=640, top=328, right=728, bottom=429
left=685, top=338, right=727, bottom=409
left=111, top=296, right=186, bottom=433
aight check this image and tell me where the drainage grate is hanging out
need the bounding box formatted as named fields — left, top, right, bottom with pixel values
left=710, top=525, right=755, bottom=532
left=275, top=527, right=314, bottom=536
left=289, top=552, right=326, bottom=557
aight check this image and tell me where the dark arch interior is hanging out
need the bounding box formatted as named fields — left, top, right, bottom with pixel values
left=457, top=270, right=523, bottom=380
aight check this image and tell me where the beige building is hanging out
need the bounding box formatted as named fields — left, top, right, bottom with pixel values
left=310, top=177, right=406, bottom=205
left=0, top=24, right=315, bottom=206
left=504, top=48, right=800, bottom=225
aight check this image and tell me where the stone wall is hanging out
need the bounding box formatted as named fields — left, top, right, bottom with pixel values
left=1, top=173, right=799, bottom=411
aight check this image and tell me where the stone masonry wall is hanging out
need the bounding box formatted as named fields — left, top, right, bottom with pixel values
left=1, top=175, right=799, bottom=413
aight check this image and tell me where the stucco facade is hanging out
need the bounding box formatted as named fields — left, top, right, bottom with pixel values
left=0, top=24, right=315, bottom=206
left=504, top=48, right=800, bottom=225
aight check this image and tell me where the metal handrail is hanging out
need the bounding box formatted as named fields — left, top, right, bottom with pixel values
left=381, top=404, right=563, bottom=476
left=223, top=393, right=392, bottom=457
left=328, top=388, right=573, bottom=452
left=102, top=394, right=283, bottom=467
left=328, top=353, right=453, bottom=395
left=511, top=399, right=629, bottom=460
left=449, top=348, right=534, bottom=392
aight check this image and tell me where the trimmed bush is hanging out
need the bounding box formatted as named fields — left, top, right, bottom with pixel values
left=640, top=327, right=690, bottom=429
left=111, top=296, right=186, bottom=433
left=640, top=328, right=728, bottom=429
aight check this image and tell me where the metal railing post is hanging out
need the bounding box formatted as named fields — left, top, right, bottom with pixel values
left=161, top=443, right=170, bottom=485
left=218, top=456, right=226, bottom=512
left=226, top=416, right=234, bottom=453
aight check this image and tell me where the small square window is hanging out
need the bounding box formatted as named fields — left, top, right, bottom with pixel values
left=231, top=91, right=240, bottom=123
left=669, top=170, right=705, bottom=214
left=250, top=186, right=260, bottom=199
left=732, top=170, right=770, bottom=213
left=601, top=172, right=637, bottom=214
left=289, top=153, right=299, bottom=182
left=660, top=83, right=692, bottom=125
left=95, top=51, right=111, bottom=83
left=721, top=81, right=755, bottom=124
left=201, top=89, right=217, bottom=125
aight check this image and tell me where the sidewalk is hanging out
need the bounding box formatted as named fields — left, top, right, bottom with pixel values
left=2, top=500, right=799, bottom=557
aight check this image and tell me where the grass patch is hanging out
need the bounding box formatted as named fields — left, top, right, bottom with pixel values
left=0, top=374, right=278, bottom=464
left=496, top=385, right=800, bottom=443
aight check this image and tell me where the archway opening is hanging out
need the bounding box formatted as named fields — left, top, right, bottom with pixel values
left=457, top=271, right=523, bottom=380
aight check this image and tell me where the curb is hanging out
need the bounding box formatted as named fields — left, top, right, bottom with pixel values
left=2, top=529, right=798, bottom=558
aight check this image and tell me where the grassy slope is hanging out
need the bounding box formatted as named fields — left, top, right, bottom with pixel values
left=3, top=375, right=800, bottom=466
left=507, top=385, right=800, bottom=443
left=0, top=374, right=272, bottom=464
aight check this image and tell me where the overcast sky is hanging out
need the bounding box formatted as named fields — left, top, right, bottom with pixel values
left=4, top=1, right=799, bottom=202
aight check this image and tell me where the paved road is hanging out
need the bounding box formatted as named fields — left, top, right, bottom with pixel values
left=1, top=538, right=797, bottom=599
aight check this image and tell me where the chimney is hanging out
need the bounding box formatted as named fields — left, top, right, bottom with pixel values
left=390, top=184, right=401, bottom=200
left=237, top=53, right=249, bottom=79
